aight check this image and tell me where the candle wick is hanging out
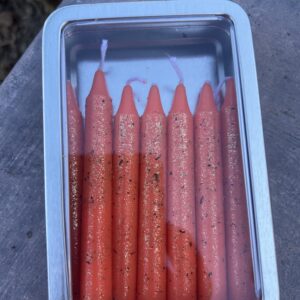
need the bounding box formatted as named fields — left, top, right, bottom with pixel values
left=167, top=55, right=184, bottom=84
left=126, top=77, right=148, bottom=85
left=100, top=39, right=108, bottom=71
left=134, top=92, right=142, bottom=103
left=214, top=76, right=232, bottom=110
left=125, top=77, right=147, bottom=106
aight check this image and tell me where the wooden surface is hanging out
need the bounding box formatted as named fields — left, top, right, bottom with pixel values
left=0, top=0, right=299, bottom=299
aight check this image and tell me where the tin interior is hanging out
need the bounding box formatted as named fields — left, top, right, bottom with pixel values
left=62, top=15, right=261, bottom=298
left=63, top=17, right=233, bottom=117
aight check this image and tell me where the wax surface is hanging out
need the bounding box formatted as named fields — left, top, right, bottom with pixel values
left=221, top=78, right=256, bottom=300
left=72, top=74, right=257, bottom=300
left=80, top=70, right=113, bottom=300
left=112, top=85, right=139, bottom=300
left=194, top=83, right=227, bottom=300
left=137, top=85, right=167, bottom=300
left=67, top=81, right=84, bottom=300
left=167, top=84, right=197, bottom=300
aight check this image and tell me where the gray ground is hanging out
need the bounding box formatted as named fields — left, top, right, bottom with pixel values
left=0, top=0, right=299, bottom=299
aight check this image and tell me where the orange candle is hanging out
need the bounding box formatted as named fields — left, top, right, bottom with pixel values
left=67, top=81, right=84, bottom=300
left=221, top=78, right=256, bottom=300
left=194, top=83, right=227, bottom=299
left=80, top=70, right=113, bottom=299
left=112, top=85, right=139, bottom=300
left=167, top=83, right=197, bottom=300
left=137, top=85, right=167, bottom=300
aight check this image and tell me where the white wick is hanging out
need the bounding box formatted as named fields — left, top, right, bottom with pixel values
left=214, top=76, right=232, bottom=110
left=126, top=77, right=147, bottom=85
left=100, top=39, right=108, bottom=71
left=167, top=55, right=184, bottom=83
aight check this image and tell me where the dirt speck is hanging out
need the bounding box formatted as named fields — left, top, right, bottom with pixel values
left=26, top=230, right=33, bottom=239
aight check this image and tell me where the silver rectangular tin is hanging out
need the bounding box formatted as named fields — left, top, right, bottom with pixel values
left=43, top=1, right=279, bottom=299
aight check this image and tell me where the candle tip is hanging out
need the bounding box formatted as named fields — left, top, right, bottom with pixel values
left=223, top=77, right=237, bottom=109
left=117, top=85, right=138, bottom=115
left=66, top=81, right=79, bottom=110
left=89, top=70, right=110, bottom=98
left=196, top=82, right=217, bottom=113
left=170, top=83, right=191, bottom=114
left=144, top=85, right=164, bottom=114
left=66, top=80, right=73, bottom=95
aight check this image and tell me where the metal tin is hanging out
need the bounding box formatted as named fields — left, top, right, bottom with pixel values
left=43, top=1, right=279, bottom=299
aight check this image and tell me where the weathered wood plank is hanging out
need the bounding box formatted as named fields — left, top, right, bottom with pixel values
left=0, top=32, right=47, bottom=300
left=0, top=0, right=299, bottom=299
